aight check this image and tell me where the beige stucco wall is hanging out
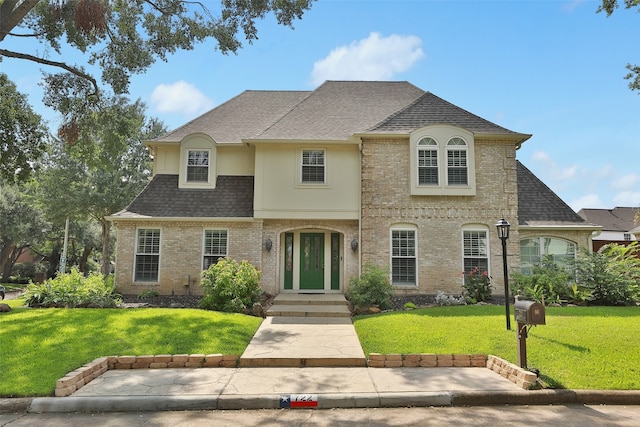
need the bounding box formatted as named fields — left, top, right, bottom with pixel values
left=112, top=220, right=263, bottom=296
left=360, top=134, right=520, bottom=296
left=253, top=143, right=360, bottom=220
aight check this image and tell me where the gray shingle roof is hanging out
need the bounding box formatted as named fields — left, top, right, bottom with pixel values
left=517, top=161, right=589, bottom=226
left=368, top=92, right=522, bottom=136
left=577, top=207, right=639, bottom=232
left=253, top=81, right=426, bottom=140
left=114, top=175, right=254, bottom=218
left=155, top=90, right=310, bottom=143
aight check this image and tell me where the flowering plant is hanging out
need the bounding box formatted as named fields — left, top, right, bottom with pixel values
left=462, top=267, right=493, bottom=303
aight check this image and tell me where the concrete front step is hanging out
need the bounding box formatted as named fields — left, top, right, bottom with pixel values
left=272, top=293, right=348, bottom=306
left=266, top=304, right=351, bottom=318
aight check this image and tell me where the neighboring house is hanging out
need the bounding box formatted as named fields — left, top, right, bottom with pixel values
left=577, top=207, right=639, bottom=253
left=108, top=81, right=600, bottom=297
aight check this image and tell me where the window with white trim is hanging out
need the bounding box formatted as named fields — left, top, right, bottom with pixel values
left=520, top=237, right=576, bottom=275
left=463, top=229, right=488, bottom=275
left=203, top=230, right=228, bottom=270
left=301, top=149, right=325, bottom=183
left=135, top=229, right=160, bottom=281
left=391, top=228, right=417, bottom=286
left=417, top=137, right=438, bottom=185
left=447, top=137, right=468, bottom=185
left=187, top=150, right=209, bottom=182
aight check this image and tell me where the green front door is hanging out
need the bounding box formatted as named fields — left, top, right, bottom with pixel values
left=300, top=233, right=324, bottom=290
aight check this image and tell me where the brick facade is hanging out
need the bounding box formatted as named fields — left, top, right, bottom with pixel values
left=360, top=136, right=520, bottom=295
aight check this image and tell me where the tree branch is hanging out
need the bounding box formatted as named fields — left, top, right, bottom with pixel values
left=0, top=48, right=99, bottom=96
left=0, top=0, right=40, bottom=43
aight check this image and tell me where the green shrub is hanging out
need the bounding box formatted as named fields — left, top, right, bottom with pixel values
left=22, top=268, right=121, bottom=308
left=573, top=242, right=640, bottom=305
left=346, top=263, right=394, bottom=310
left=462, top=267, right=493, bottom=303
left=404, top=301, right=416, bottom=310
left=199, top=258, right=262, bottom=313
left=511, top=256, right=573, bottom=305
left=138, top=289, right=159, bottom=299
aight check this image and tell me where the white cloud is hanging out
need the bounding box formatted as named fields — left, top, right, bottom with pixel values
left=612, top=191, right=640, bottom=207
left=611, top=173, right=640, bottom=191
left=570, top=193, right=603, bottom=211
left=530, top=150, right=578, bottom=181
left=310, top=32, right=424, bottom=86
left=150, top=81, right=215, bottom=116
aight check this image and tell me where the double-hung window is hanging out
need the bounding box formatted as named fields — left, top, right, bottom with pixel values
left=135, top=229, right=160, bottom=281
left=301, top=150, right=325, bottom=183
left=417, top=137, right=438, bottom=185
left=447, top=138, right=468, bottom=185
left=463, top=229, right=488, bottom=274
left=187, top=150, right=209, bottom=183
left=203, top=230, right=228, bottom=270
left=391, top=229, right=417, bottom=286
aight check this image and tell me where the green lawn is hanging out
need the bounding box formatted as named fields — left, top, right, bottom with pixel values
left=0, top=302, right=262, bottom=397
left=353, top=305, right=640, bottom=390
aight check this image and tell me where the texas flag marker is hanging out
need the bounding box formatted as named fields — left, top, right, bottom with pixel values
left=279, top=394, right=318, bottom=408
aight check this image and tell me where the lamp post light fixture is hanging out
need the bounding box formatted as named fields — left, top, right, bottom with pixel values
left=496, top=218, right=511, bottom=331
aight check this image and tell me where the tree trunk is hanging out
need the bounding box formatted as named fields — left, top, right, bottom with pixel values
left=0, top=240, right=15, bottom=281
left=101, top=218, right=111, bottom=275
left=79, top=244, right=93, bottom=274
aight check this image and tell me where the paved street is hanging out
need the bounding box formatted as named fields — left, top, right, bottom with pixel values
left=2, top=405, right=640, bottom=426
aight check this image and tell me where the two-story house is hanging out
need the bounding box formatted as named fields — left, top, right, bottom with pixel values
left=108, top=81, right=599, bottom=297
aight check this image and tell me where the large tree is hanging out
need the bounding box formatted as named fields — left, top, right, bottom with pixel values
left=0, top=0, right=314, bottom=97
left=0, top=73, right=48, bottom=181
left=36, top=96, right=166, bottom=274
left=598, top=0, right=640, bottom=92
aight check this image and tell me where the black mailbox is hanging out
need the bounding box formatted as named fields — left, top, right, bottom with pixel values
left=514, top=300, right=545, bottom=325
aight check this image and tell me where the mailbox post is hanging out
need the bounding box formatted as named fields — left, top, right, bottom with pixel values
left=514, top=298, right=546, bottom=369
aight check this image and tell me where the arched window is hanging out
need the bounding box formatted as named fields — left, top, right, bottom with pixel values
left=519, top=237, right=577, bottom=274
left=417, top=137, right=438, bottom=185
left=447, top=137, right=468, bottom=185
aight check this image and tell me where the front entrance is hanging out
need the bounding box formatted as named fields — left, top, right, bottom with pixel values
left=300, top=233, right=324, bottom=290
left=282, top=230, right=343, bottom=292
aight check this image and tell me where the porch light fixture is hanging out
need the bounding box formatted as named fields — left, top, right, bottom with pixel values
left=496, top=218, right=511, bottom=331
left=351, top=238, right=358, bottom=252
left=265, top=238, right=273, bottom=252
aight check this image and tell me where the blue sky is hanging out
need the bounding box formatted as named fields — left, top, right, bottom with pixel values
left=1, top=0, right=639, bottom=212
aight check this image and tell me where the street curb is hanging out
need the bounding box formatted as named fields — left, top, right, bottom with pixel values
left=10, top=389, right=640, bottom=413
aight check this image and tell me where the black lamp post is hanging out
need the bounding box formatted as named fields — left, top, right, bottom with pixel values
left=496, top=218, right=511, bottom=331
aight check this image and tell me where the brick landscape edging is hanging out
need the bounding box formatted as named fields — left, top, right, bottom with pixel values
left=486, top=354, right=538, bottom=390
left=367, top=353, right=487, bottom=368
left=55, top=354, right=240, bottom=397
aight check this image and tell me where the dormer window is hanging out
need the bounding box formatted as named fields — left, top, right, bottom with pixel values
left=409, top=125, right=476, bottom=196
left=417, top=137, right=438, bottom=185
left=446, top=137, right=468, bottom=185
left=187, top=150, right=209, bottom=182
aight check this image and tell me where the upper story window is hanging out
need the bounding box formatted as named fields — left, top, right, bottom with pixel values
left=447, top=138, right=468, bottom=185
left=301, top=149, right=325, bottom=183
left=187, top=150, right=209, bottom=182
left=409, top=125, right=475, bottom=196
left=417, top=137, right=438, bottom=185
left=624, top=233, right=632, bottom=241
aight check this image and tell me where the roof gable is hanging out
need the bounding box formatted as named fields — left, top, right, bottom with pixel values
left=517, top=161, right=589, bottom=226
left=368, top=92, right=521, bottom=136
